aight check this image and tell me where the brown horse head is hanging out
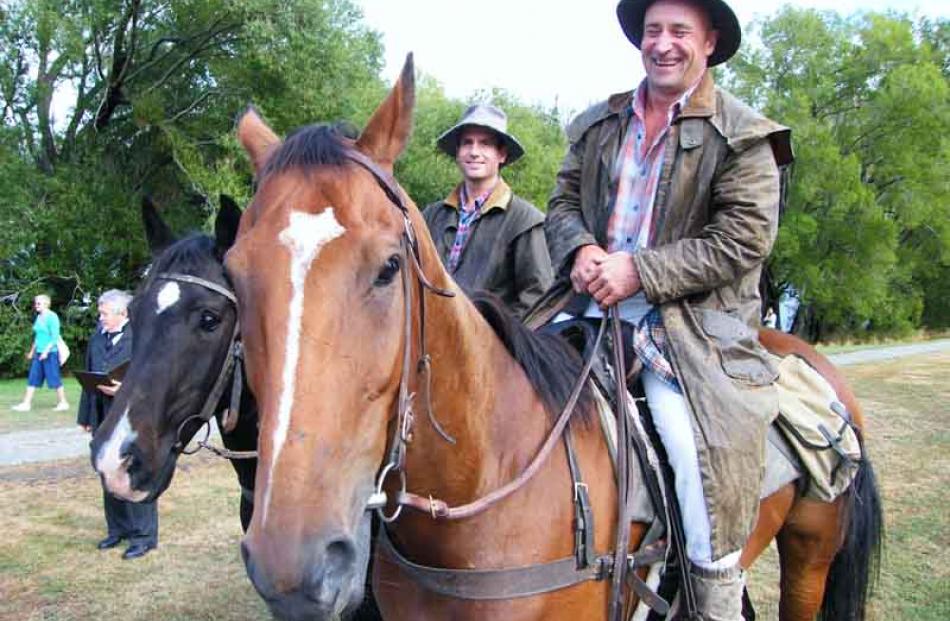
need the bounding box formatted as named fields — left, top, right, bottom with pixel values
left=228, top=56, right=419, bottom=620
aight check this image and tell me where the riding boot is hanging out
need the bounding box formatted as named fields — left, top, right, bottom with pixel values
left=687, top=563, right=745, bottom=621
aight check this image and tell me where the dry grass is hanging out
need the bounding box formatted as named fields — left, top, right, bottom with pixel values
left=0, top=452, right=270, bottom=620
left=746, top=352, right=950, bottom=619
left=0, top=353, right=947, bottom=620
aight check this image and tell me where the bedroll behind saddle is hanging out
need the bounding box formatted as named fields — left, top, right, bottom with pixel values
left=773, top=354, right=862, bottom=503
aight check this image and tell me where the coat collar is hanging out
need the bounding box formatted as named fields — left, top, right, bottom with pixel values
left=444, top=178, right=512, bottom=215
left=678, top=71, right=716, bottom=119
left=605, top=71, right=716, bottom=120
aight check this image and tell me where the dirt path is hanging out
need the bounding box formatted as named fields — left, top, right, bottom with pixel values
left=2, top=339, right=947, bottom=468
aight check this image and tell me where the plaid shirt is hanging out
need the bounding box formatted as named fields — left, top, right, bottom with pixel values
left=446, top=184, right=494, bottom=272
left=611, top=78, right=702, bottom=392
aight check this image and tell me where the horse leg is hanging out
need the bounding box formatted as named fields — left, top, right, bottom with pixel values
left=775, top=496, right=844, bottom=621
left=740, top=483, right=796, bottom=569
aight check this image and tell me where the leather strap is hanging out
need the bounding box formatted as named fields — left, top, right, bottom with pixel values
left=378, top=527, right=610, bottom=600
left=564, top=427, right=596, bottom=569
left=394, top=319, right=607, bottom=520
left=379, top=527, right=669, bottom=603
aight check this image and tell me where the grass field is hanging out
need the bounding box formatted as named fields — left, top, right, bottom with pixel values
left=0, top=353, right=947, bottom=620
left=0, top=378, right=83, bottom=434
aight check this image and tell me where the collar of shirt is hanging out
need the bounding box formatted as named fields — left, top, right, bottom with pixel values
left=630, top=72, right=706, bottom=132
left=445, top=179, right=512, bottom=216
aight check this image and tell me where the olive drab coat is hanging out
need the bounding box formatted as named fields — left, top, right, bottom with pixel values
left=423, top=180, right=553, bottom=319
left=526, top=72, right=794, bottom=557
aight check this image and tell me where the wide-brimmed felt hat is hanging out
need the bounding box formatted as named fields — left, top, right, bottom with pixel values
left=616, top=0, right=741, bottom=67
left=436, top=104, right=525, bottom=165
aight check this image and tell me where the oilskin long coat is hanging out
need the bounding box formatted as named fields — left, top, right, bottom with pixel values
left=526, top=72, right=793, bottom=557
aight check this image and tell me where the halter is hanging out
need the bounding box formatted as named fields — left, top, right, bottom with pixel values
left=155, top=272, right=248, bottom=455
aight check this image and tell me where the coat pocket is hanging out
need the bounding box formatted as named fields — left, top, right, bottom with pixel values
left=698, top=309, right=778, bottom=386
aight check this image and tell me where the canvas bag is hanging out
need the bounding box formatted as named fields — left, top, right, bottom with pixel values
left=773, top=354, right=862, bottom=502
left=57, top=338, right=70, bottom=367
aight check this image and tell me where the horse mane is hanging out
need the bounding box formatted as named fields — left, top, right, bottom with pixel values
left=471, top=292, right=594, bottom=425
left=260, top=123, right=353, bottom=180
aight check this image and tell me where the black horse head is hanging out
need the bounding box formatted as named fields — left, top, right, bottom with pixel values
left=91, top=196, right=258, bottom=528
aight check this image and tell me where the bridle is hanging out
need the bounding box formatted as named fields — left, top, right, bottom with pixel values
left=153, top=272, right=251, bottom=458
left=344, top=149, right=602, bottom=521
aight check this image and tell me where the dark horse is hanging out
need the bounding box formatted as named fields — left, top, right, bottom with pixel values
left=91, top=196, right=258, bottom=530
left=227, top=55, right=880, bottom=620
left=92, top=197, right=384, bottom=620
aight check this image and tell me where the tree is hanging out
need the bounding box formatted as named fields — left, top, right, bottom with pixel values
left=721, top=8, right=950, bottom=339
left=0, top=0, right=385, bottom=375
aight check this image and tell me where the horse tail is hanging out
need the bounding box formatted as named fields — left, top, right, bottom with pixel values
left=819, top=435, right=884, bottom=620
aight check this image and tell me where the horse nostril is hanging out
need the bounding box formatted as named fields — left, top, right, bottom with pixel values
left=120, top=446, right=138, bottom=473
left=325, top=539, right=356, bottom=577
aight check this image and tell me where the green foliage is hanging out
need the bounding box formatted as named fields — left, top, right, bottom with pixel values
left=396, top=78, right=567, bottom=212
left=0, top=0, right=571, bottom=377
left=722, top=8, right=950, bottom=339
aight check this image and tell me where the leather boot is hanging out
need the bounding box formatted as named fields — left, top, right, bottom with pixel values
left=687, top=563, right=745, bottom=621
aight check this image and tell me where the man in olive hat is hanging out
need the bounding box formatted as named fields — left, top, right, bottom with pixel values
left=423, top=104, right=552, bottom=319
left=529, top=0, right=793, bottom=617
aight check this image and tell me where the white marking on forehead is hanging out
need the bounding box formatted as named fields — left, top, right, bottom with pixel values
left=261, top=208, right=346, bottom=524
left=156, top=282, right=180, bottom=314
left=95, top=408, right=147, bottom=502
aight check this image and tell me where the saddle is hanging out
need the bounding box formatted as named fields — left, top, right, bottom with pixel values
left=540, top=317, right=862, bottom=507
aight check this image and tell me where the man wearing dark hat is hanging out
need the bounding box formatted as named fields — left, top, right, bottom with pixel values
left=423, top=104, right=552, bottom=319
left=529, top=0, right=793, bottom=617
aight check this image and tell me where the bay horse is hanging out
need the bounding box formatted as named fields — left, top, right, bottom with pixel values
left=233, top=57, right=878, bottom=620
left=91, top=196, right=259, bottom=531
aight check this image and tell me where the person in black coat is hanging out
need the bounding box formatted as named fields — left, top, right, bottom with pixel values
left=77, top=289, right=158, bottom=560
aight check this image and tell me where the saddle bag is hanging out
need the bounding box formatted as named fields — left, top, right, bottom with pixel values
left=773, top=354, right=862, bottom=502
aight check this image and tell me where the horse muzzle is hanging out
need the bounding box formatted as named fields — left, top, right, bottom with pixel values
left=242, top=532, right=365, bottom=621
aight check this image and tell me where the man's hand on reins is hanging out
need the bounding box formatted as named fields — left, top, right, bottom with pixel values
left=571, top=244, right=609, bottom=293
left=589, top=251, right=641, bottom=307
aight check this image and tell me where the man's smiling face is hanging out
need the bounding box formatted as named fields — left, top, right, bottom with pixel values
left=640, top=0, right=717, bottom=99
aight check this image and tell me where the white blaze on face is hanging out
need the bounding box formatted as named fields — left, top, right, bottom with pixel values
left=95, top=408, right=148, bottom=502
left=261, top=208, right=346, bottom=524
left=156, top=282, right=181, bottom=314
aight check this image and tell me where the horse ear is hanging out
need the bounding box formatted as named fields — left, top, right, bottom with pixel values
left=237, top=107, right=281, bottom=174
left=215, top=194, right=242, bottom=256
left=355, top=53, right=415, bottom=172
left=141, top=196, right=177, bottom=257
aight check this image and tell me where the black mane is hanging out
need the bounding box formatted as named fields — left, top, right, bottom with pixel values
left=471, top=292, right=595, bottom=425
left=261, top=123, right=352, bottom=179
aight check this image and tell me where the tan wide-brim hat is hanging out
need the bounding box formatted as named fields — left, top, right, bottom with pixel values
left=436, top=103, right=525, bottom=166
left=616, top=0, right=741, bottom=67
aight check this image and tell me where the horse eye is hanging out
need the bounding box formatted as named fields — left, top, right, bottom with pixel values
left=199, top=310, right=221, bottom=332
left=373, top=255, right=401, bottom=287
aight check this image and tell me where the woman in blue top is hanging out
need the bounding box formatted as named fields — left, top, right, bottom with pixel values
left=11, top=294, right=70, bottom=412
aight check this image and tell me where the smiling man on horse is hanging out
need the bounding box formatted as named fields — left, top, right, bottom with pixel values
left=423, top=104, right=553, bottom=319
left=529, top=0, right=793, bottom=617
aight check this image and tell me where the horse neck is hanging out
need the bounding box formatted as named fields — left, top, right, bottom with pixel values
left=401, top=243, right=553, bottom=506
